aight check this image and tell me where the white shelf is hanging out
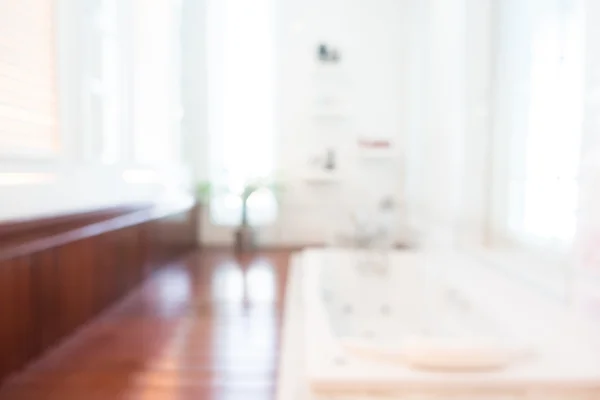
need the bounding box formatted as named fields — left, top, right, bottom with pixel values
left=312, top=112, right=348, bottom=121
left=302, top=170, right=340, bottom=184
left=311, top=64, right=348, bottom=83
left=357, top=137, right=394, bottom=160
left=358, top=148, right=396, bottom=160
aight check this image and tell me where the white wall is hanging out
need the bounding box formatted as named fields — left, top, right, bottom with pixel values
left=462, top=0, right=494, bottom=245
left=195, top=0, right=412, bottom=246
left=417, top=0, right=468, bottom=248
left=402, top=0, right=493, bottom=249
left=189, top=0, right=499, bottom=247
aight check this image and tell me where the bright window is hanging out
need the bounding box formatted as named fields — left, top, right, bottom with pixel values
left=509, top=0, right=584, bottom=248
left=82, top=0, right=123, bottom=164
left=207, top=0, right=277, bottom=226
left=132, top=0, right=183, bottom=165
left=0, top=0, right=58, bottom=156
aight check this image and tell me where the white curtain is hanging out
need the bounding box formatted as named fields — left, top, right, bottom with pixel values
left=207, top=0, right=277, bottom=226
left=521, top=1, right=584, bottom=244
left=494, top=0, right=585, bottom=250
left=132, top=0, right=183, bottom=165
left=82, top=0, right=123, bottom=164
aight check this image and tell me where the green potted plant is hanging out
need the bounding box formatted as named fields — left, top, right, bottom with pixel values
left=195, top=178, right=283, bottom=252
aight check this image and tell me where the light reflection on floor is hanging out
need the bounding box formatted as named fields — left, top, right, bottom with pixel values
left=211, top=260, right=277, bottom=303
left=143, top=267, right=194, bottom=317
left=211, top=256, right=279, bottom=391
left=0, top=250, right=289, bottom=400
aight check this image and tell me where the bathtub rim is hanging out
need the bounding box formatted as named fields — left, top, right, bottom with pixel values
left=300, top=247, right=600, bottom=393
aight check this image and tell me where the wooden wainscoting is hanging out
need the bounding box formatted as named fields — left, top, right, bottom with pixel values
left=0, top=200, right=200, bottom=385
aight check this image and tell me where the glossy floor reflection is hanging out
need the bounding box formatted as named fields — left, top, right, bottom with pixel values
left=0, top=250, right=291, bottom=400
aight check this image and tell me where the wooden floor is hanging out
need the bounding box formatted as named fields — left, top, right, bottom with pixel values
left=0, top=249, right=291, bottom=400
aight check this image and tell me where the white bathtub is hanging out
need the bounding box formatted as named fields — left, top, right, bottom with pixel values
left=298, top=248, right=600, bottom=399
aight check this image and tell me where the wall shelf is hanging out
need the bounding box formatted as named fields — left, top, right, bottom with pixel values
left=302, top=170, right=340, bottom=184
left=312, top=112, right=348, bottom=121
left=358, top=148, right=396, bottom=160
left=357, top=138, right=394, bottom=160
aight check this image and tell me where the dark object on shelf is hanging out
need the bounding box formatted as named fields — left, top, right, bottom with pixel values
left=331, top=49, right=340, bottom=62
left=318, top=44, right=329, bottom=61
left=317, top=43, right=341, bottom=63
left=309, top=148, right=337, bottom=171
left=379, top=196, right=396, bottom=211
left=325, top=148, right=336, bottom=170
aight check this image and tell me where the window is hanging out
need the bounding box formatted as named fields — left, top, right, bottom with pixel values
left=132, top=0, right=183, bottom=165
left=207, top=0, right=277, bottom=226
left=0, top=0, right=58, bottom=157
left=82, top=0, right=124, bottom=164
left=506, top=0, right=584, bottom=249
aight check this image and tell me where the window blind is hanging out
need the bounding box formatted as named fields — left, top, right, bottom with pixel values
left=0, top=0, right=59, bottom=156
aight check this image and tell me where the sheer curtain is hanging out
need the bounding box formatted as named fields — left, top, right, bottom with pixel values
left=507, top=0, right=584, bottom=249
left=207, top=0, right=277, bottom=226
left=132, top=0, right=183, bottom=165
left=82, top=0, right=123, bottom=164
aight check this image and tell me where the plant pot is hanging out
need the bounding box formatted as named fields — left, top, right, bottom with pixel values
left=234, top=225, right=256, bottom=253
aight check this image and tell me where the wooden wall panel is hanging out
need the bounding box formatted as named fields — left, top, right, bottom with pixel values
left=0, top=259, right=17, bottom=380
left=92, top=234, right=114, bottom=316
left=56, top=242, right=82, bottom=338
left=12, top=256, right=35, bottom=370
left=31, top=250, right=61, bottom=353
left=119, top=228, right=139, bottom=294
left=0, top=201, right=199, bottom=385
